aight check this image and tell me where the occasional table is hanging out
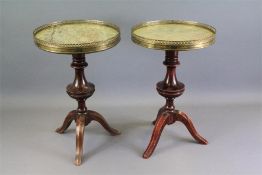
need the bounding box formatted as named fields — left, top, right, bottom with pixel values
left=131, top=20, right=216, bottom=158
left=33, top=20, right=121, bottom=165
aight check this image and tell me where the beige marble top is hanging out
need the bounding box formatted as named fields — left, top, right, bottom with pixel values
left=133, top=23, right=213, bottom=42
left=33, top=20, right=120, bottom=54
left=131, top=20, right=216, bottom=50
left=35, top=23, right=118, bottom=45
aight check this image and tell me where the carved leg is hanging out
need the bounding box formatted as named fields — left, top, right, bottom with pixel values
left=143, top=114, right=169, bottom=159
left=88, top=110, right=120, bottom=135
left=175, top=110, right=208, bottom=144
left=56, top=110, right=76, bottom=134
left=152, top=106, right=166, bottom=125
left=75, top=116, right=85, bottom=166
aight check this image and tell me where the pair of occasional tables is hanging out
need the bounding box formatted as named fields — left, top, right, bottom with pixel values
left=33, top=19, right=216, bottom=166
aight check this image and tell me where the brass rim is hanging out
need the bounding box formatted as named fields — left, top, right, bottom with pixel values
left=33, top=20, right=121, bottom=54
left=131, top=20, right=216, bottom=51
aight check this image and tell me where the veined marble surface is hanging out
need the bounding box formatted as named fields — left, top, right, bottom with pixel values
left=134, top=23, right=214, bottom=42
left=35, top=23, right=118, bottom=45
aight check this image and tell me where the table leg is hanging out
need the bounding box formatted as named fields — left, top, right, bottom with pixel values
left=143, top=114, right=169, bottom=159
left=56, top=110, right=77, bottom=134
left=75, top=116, right=85, bottom=166
left=175, top=110, right=208, bottom=144
left=88, top=110, right=120, bottom=135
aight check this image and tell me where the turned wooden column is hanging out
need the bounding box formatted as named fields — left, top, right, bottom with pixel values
left=154, top=50, right=184, bottom=123
left=67, top=54, right=95, bottom=113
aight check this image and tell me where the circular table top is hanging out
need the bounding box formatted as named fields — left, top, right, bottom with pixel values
left=131, top=20, right=216, bottom=51
left=33, top=20, right=120, bottom=54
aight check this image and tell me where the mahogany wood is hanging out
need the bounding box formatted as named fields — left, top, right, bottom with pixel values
left=143, top=50, right=208, bottom=159
left=56, top=54, right=120, bottom=166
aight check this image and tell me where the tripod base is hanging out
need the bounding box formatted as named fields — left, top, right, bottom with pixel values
left=56, top=110, right=120, bottom=166
left=142, top=50, right=208, bottom=159
left=143, top=109, right=207, bottom=159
